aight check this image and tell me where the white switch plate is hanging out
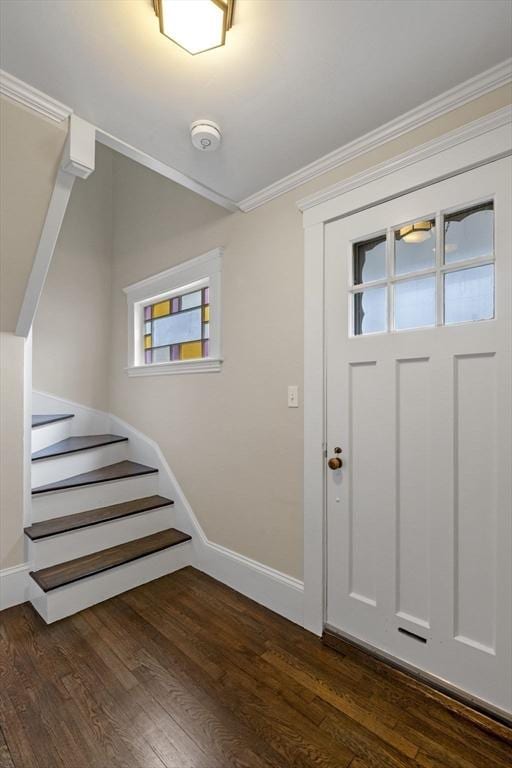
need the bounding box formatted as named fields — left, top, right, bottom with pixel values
left=288, top=385, right=299, bottom=408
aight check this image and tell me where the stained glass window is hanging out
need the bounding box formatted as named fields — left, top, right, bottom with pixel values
left=143, top=286, right=210, bottom=364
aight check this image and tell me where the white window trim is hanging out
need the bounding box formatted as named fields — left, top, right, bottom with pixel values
left=123, top=248, right=223, bottom=376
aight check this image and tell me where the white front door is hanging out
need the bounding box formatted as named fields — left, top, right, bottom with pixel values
left=325, top=158, right=512, bottom=713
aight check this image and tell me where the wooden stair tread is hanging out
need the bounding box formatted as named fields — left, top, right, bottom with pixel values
left=32, top=413, right=74, bottom=428
left=32, top=460, right=158, bottom=495
left=32, top=434, right=128, bottom=461
left=24, top=495, right=174, bottom=540
left=29, top=529, right=191, bottom=592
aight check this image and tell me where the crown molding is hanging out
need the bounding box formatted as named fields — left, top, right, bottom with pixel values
left=0, top=68, right=238, bottom=212
left=297, top=105, right=512, bottom=213
left=96, top=129, right=239, bottom=212
left=238, top=58, right=512, bottom=212
left=3, top=59, right=510, bottom=215
left=0, top=69, right=72, bottom=122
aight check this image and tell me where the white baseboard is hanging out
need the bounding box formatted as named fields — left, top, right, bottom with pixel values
left=109, top=411, right=305, bottom=627
left=0, top=563, right=30, bottom=610
left=25, top=391, right=305, bottom=626
left=197, top=539, right=304, bottom=626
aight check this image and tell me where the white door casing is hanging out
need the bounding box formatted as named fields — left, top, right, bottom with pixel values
left=324, top=159, right=511, bottom=713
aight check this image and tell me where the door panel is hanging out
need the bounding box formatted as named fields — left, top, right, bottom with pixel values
left=396, top=356, right=431, bottom=629
left=325, top=158, right=512, bottom=713
left=454, top=352, right=497, bottom=654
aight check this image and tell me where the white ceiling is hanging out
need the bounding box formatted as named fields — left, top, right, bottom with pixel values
left=1, top=0, right=511, bottom=203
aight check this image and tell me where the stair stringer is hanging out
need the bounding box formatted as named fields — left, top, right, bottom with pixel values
left=32, top=390, right=305, bottom=626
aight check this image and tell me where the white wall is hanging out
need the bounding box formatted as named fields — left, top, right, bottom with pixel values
left=32, top=143, right=113, bottom=410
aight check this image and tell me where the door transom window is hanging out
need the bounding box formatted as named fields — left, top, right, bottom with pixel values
left=351, top=201, right=495, bottom=335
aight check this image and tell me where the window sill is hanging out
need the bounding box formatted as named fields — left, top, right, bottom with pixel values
left=126, top=358, right=222, bottom=377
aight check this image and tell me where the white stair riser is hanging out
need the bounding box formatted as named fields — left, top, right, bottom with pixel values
left=28, top=506, right=175, bottom=569
left=30, top=543, right=192, bottom=623
left=31, top=474, right=159, bottom=521
left=33, top=393, right=110, bottom=436
left=31, top=420, right=73, bottom=452
left=31, top=442, right=129, bottom=487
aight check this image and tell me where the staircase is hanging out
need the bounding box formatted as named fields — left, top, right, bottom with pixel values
left=27, top=413, right=192, bottom=623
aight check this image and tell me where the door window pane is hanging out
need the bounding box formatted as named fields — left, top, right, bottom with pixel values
left=353, top=286, right=387, bottom=335
left=395, top=219, right=435, bottom=275
left=353, top=235, right=386, bottom=285
left=444, top=202, right=493, bottom=264
left=394, top=276, right=436, bottom=330
left=444, top=264, right=494, bottom=324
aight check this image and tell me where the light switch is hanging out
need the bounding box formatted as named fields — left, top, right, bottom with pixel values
left=288, top=385, right=299, bottom=408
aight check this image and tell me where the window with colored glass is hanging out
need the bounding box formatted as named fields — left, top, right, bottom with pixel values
left=143, top=287, right=210, bottom=364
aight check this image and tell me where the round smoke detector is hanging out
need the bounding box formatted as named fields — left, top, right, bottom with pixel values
left=190, top=120, right=221, bottom=152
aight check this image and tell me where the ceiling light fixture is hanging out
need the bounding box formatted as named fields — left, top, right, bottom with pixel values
left=153, top=0, right=234, bottom=55
left=399, top=220, right=433, bottom=244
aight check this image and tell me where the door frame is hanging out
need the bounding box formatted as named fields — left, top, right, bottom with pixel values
left=300, top=106, right=512, bottom=636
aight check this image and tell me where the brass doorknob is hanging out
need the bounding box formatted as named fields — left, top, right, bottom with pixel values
left=328, top=457, right=343, bottom=470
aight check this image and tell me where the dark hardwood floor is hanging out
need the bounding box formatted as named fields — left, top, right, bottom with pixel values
left=0, top=567, right=510, bottom=768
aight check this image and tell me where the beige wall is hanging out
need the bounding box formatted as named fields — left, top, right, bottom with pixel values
left=0, top=332, right=26, bottom=569
left=1, top=84, right=510, bottom=577
left=32, top=143, right=113, bottom=410
left=110, top=160, right=305, bottom=578
left=0, top=97, right=67, bottom=332
left=0, top=98, right=66, bottom=571
left=109, top=84, right=511, bottom=580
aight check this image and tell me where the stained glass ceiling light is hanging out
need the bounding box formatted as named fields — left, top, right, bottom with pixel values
left=398, top=221, right=433, bottom=244
left=153, top=0, right=234, bottom=55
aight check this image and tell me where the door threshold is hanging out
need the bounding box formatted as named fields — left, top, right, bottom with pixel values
left=323, top=627, right=512, bottom=744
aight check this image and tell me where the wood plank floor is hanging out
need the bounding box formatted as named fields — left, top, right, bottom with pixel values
left=0, top=568, right=510, bottom=768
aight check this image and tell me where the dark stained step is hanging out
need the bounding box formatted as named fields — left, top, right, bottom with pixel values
left=32, top=434, right=128, bottom=462
left=32, top=414, right=74, bottom=428
left=24, top=495, right=174, bottom=540
left=29, top=529, right=191, bottom=592
left=32, top=460, right=158, bottom=495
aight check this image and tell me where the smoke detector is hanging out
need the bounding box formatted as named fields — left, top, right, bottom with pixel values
left=190, top=120, right=221, bottom=152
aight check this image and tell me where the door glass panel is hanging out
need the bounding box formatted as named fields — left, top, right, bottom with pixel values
left=444, top=264, right=494, bottom=324
left=394, top=276, right=436, bottom=330
left=353, top=235, right=386, bottom=285
left=444, top=202, right=493, bottom=264
left=353, top=286, right=387, bottom=335
left=395, top=219, right=435, bottom=275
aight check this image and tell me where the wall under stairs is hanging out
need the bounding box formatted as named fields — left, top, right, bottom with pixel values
left=0, top=390, right=304, bottom=627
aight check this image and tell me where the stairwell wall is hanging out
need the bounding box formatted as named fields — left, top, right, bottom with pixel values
left=32, top=143, right=114, bottom=411
left=3, top=84, right=510, bottom=584
left=0, top=97, right=67, bottom=572
left=108, top=85, right=511, bottom=583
